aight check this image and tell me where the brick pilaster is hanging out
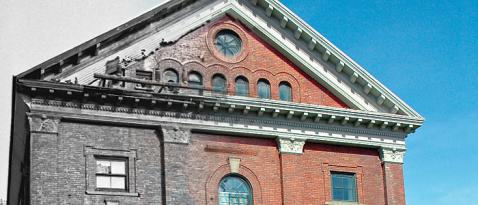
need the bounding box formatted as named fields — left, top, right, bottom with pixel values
left=161, top=125, right=193, bottom=204
left=28, top=114, right=61, bottom=205
left=277, top=137, right=306, bottom=205
left=381, top=148, right=406, bottom=205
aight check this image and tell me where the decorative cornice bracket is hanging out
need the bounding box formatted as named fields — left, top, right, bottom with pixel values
left=380, top=147, right=405, bottom=164
left=161, top=125, right=191, bottom=144
left=27, top=113, right=61, bottom=134
left=276, top=137, right=306, bottom=154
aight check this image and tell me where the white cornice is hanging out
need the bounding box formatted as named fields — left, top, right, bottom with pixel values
left=28, top=102, right=408, bottom=151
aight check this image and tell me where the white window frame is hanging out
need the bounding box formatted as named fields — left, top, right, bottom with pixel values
left=84, top=146, right=139, bottom=197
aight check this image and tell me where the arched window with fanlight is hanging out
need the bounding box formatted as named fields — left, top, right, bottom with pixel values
left=235, top=76, right=249, bottom=97
left=257, top=79, right=271, bottom=99
left=219, top=175, right=252, bottom=205
left=212, top=74, right=227, bottom=94
left=163, top=69, right=179, bottom=84
left=279, top=81, right=292, bottom=101
left=188, top=71, right=203, bottom=95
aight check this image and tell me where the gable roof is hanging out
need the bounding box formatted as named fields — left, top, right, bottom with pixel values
left=15, top=0, right=423, bottom=124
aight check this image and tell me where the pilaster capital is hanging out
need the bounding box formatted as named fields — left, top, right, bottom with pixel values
left=161, top=125, right=191, bottom=144
left=380, top=147, right=405, bottom=164
left=276, top=137, right=305, bottom=154
left=27, top=113, right=61, bottom=134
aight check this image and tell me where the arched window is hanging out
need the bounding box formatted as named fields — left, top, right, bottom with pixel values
left=257, top=79, right=271, bottom=99
left=279, top=81, right=292, bottom=101
left=188, top=72, right=203, bottom=87
left=235, top=76, right=249, bottom=97
left=163, top=69, right=179, bottom=84
left=219, top=175, right=252, bottom=205
left=188, top=71, right=203, bottom=95
left=212, top=74, right=227, bottom=94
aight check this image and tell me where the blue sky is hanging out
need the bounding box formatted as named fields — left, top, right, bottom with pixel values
left=1, top=0, right=477, bottom=204
left=281, top=0, right=478, bottom=204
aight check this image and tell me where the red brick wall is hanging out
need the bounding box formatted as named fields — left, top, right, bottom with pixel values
left=184, top=133, right=283, bottom=205
left=154, top=16, right=348, bottom=108
left=185, top=133, right=391, bottom=205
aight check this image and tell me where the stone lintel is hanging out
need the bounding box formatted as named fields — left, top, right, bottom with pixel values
left=276, top=137, right=305, bottom=154
left=380, top=147, right=405, bottom=164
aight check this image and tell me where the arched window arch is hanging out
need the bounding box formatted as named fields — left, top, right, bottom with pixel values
left=235, top=76, right=249, bottom=97
left=163, top=69, right=179, bottom=84
left=257, top=79, right=271, bottom=99
left=279, top=81, right=292, bottom=101
left=212, top=74, right=227, bottom=94
left=219, top=175, right=252, bottom=205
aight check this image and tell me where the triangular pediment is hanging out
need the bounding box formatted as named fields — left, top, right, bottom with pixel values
left=16, top=0, right=423, bottom=122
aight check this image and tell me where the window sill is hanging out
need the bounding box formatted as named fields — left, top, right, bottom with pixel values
left=86, top=190, right=139, bottom=197
left=325, top=201, right=365, bottom=205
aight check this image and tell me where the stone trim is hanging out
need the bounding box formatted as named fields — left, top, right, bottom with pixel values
left=161, top=125, right=191, bottom=144
left=229, top=157, right=241, bottom=173
left=380, top=148, right=405, bottom=164
left=27, top=113, right=61, bottom=134
left=29, top=105, right=408, bottom=151
left=276, top=137, right=305, bottom=154
left=28, top=97, right=409, bottom=138
left=85, top=191, right=139, bottom=197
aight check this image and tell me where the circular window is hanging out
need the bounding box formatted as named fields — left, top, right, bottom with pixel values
left=215, top=30, right=242, bottom=57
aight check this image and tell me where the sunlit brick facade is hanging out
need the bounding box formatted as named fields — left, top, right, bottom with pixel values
left=8, top=0, right=422, bottom=204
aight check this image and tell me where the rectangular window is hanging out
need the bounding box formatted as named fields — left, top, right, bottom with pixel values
left=95, top=157, right=128, bottom=191
left=331, top=172, right=357, bottom=202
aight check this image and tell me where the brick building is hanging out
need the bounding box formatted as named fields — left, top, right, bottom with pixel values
left=7, top=0, right=423, bottom=204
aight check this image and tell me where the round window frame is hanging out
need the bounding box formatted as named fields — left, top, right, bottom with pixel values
left=207, top=22, right=249, bottom=63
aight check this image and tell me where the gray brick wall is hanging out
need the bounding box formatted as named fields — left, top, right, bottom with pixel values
left=30, top=120, right=164, bottom=205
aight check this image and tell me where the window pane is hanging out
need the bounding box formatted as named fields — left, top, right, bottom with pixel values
left=257, top=80, right=270, bottom=99
left=215, top=30, right=242, bottom=57
left=235, top=77, right=249, bottom=96
left=332, top=173, right=357, bottom=202
left=212, top=75, right=226, bottom=93
left=96, top=160, right=110, bottom=174
left=111, top=176, right=126, bottom=189
left=188, top=72, right=202, bottom=87
left=345, top=189, right=355, bottom=201
left=279, top=82, right=292, bottom=101
left=333, top=189, right=344, bottom=200
left=96, top=176, right=111, bottom=188
left=164, top=69, right=178, bottom=84
left=219, top=176, right=252, bottom=205
left=106, top=202, right=119, bottom=205
left=111, top=161, right=126, bottom=175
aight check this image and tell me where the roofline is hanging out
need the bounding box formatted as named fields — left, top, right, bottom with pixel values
left=15, top=0, right=424, bottom=121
